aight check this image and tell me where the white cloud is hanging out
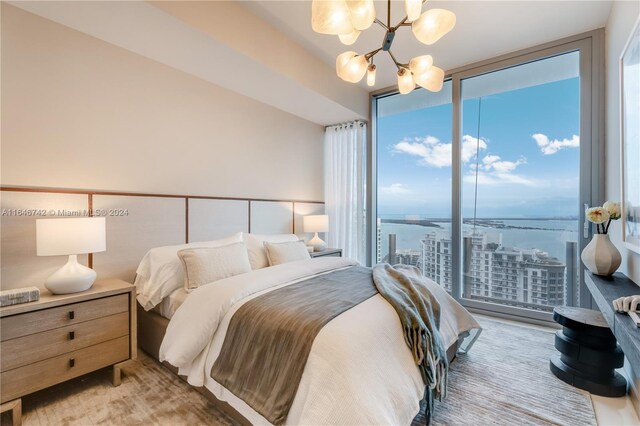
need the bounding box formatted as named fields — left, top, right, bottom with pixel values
left=461, top=135, right=488, bottom=163
left=392, top=134, right=487, bottom=168
left=379, top=183, right=412, bottom=195
left=465, top=154, right=530, bottom=185
left=532, top=133, right=579, bottom=155
left=482, top=155, right=500, bottom=167
left=481, top=155, right=527, bottom=173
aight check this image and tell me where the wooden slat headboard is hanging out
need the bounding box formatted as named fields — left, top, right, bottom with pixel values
left=0, top=186, right=324, bottom=289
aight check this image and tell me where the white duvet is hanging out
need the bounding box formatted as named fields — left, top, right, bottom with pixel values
left=160, top=258, right=481, bottom=425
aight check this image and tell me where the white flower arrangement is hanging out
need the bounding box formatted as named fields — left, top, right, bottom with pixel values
left=586, top=201, right=621, bottom=234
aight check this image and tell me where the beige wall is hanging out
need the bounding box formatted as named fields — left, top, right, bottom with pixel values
left=0, top=4, right=324, bottom=201
left=605, top=0, right=640, bottom=414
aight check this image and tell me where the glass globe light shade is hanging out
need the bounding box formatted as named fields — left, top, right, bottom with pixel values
left=405, top=0, right=423, bottom=22
left=409, top=55, right=434, bottom=77
left=342, top=55, right=368, bottom=83
left=397, top=68, right=415, bottom=94
left=346, top=0, right=376, bottom=30
left=339, top=29, right=361, bottom=45
left=312, top=0, right=354, bottom=35
left=367, top=64, right=376, bottom=86
left=411, top=9, right=456, bottom=45
left=336, top=51, right=357, bottom=79
left=413, top=65, right=445, bottom=92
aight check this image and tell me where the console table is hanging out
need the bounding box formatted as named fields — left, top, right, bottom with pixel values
left=584, top=272, right=640, bottom=386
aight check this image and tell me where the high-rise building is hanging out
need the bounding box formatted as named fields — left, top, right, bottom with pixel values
left=396, top=249, right=422, bottom=269
left=420, top=231, right=565, bottom=310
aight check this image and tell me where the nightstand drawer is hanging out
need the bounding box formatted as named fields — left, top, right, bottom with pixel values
left=1, top=335, right=129, bottom=403
left=1, top=312, right=129, bottom=372
left=0, top=294, right=128, bottom=341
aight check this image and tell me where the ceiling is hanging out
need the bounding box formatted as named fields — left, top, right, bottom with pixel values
left=241, top=0, right=613, bottom=89
left=9, top=1, right=614, bottom=126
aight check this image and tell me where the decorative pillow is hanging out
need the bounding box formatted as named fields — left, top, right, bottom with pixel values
left=178, top=242, right=251, bottom=292
left=263, top=240, right=311, bottom=266
left=135, top=232, right=242, bottom=310
left=243, top=233, right=300, bottom=269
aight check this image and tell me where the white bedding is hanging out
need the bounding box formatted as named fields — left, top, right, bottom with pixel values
left=152, top=287, right=189, bottom=319
left=160, top=257, right=481, bottom=425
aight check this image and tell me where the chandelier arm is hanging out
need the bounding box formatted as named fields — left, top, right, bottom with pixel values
left=374, top=18, right=389, bottom=30
left=391, top=17, right=409, bottom=32
left=387, top=50, right=407, bottom=70
left=365, top=47, right=382, bottom=60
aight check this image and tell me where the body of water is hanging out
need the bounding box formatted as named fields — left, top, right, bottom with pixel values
left=379, top=218, right=579, bottom=263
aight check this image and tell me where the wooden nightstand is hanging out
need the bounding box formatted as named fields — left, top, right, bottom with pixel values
left=310, top=248, right=342, bottom=258
left=0, top=279, right=136, bottom=425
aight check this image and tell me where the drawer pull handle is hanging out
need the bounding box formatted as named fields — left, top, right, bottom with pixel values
left=69, top=358, right=75, bottom=368
left=69, top=331, right=75, bottom=340
left=68, top=311, right=75, bottom=320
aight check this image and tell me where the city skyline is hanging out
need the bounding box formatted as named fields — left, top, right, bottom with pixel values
left=381, top=228, right=569, bottom=311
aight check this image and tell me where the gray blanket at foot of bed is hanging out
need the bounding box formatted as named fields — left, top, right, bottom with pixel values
left=210, top=266, right=377, bottom=425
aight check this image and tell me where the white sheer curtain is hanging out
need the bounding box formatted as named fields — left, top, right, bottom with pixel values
left=324, top=121, right=367, bottom=264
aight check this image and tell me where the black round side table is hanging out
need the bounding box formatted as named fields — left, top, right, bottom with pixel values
left=549, top=307, right=627, bottom=397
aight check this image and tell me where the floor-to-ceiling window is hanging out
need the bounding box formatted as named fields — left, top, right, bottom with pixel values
left=460, top=52, right=580, bottom=312
left=375, top=82, right=453, bottom=292
left=371, top=32, right=603, bottom=321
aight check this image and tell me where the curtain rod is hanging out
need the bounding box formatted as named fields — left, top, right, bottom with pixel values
left=325, top=120, right=367, bottom=130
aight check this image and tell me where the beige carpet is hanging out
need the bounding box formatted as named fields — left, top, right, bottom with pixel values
left=8, top=317, right=596, bottom=426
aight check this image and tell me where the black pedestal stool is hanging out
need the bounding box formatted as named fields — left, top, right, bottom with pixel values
left=550, top=307, right=627, bottom=397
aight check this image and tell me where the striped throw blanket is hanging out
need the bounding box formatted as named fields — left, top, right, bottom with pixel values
left=372, top=263, right=448, bottom=403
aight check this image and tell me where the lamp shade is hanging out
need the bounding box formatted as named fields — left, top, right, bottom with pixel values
left=405, top=0, right=422, bottom=22
left=312, top=0, right=354, bottom=35
left=397, top=68, right=415, bottom=94
left=346, top=0, right=376, bottom=31
left=409, top=55, right=434, bottom=77
left=412, top=9, right=456, bottom=45
left=303, top=215, right=329, bottom=233
left=413, top=65, right=445, bottom=92
left=336, top=51, right=357, bottom=79
left=342, top=55, right=368, bottom=83
left=37, top=217, right=106, bottom=256
left=339, top=29, right=361, bottom=45
left=367, top=64, right=376, bottom=86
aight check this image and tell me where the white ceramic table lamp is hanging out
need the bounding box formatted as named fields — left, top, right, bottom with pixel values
left=303, top=214, right=329, bottom=252
left=36, top=217, right=106, bottom=294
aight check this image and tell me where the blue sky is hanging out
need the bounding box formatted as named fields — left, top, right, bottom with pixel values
left=376, top=77, right=580, bottom=219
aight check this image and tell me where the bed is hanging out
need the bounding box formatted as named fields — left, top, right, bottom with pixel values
left=135, top=234, right=481, bottom=425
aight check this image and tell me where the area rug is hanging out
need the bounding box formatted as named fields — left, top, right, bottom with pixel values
left=423, top=317, right=597, bottom=426
left=12, top=317, right=596, bottom=426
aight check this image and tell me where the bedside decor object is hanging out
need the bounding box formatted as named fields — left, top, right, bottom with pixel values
left=303, top=215, right=329, bottom=252
left=0, top=287, right=40, bottom=307
left=581, top=202, right=622, bottom=276
left=36, top=217, right=106, bottom=294
left=550, top=307, right=626, bottom=397
left=0, top=279, right=136, bottom=425
left=613, top=295, right=640, bottom=312
left=620, top=16, right=640, bottom=254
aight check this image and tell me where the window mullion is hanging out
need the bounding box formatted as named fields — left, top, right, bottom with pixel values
left=451, top=74, right=462, bottom=301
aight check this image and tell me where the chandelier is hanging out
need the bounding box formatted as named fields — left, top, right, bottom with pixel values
left=311, top=0, right=456, bottom=94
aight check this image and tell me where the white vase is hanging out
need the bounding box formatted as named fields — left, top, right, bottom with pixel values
left=581, top=234, right=622, bottom=276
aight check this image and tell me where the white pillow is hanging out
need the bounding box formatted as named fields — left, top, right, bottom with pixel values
left=264, top=240, right=311, bottom=266
left=178, top=242, right=251, bottom=292
left=243, top=233, right=300, bottom=270
left=136, top=232, right=242, bottom=310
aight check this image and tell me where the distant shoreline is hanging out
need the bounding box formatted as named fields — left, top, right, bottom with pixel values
left=380, top=217, right=578, bottom=231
